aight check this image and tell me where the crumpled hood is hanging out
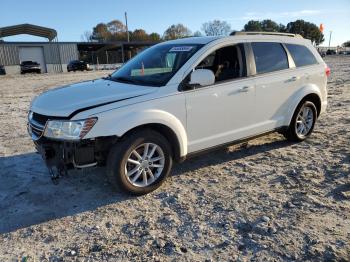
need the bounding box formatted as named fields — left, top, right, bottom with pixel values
left=31, top=79, right=157, bottom=117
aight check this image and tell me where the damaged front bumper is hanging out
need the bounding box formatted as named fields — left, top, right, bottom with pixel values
left=27, top=113, right=116, bottom=182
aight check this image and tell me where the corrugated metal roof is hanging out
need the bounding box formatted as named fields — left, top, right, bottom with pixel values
left=0, top=24, right=57, bottom=41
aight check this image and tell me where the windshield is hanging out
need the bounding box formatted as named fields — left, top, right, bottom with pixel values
left=110, top=43, right=203, bottom=87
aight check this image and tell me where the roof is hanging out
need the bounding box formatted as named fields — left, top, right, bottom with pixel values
left=159, top=36, right=221, bottom=45
left=0, top=24, right=57, bottom=41
left=231, top=31, right=303, bottom=38
left=156, top=33, right=306, bottom=46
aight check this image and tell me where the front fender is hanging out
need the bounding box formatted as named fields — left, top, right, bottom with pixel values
left=86, top=109, right=188, bottom=157
left=285, top=84, right=322, bottom=126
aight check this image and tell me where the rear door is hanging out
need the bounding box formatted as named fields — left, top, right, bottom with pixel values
left=284, top=43, right=325, bottom=91
left=250, top=42, right=298, bottom=132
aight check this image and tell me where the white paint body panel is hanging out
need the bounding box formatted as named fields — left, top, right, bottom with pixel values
left=29, top=35, right=328, bottom=158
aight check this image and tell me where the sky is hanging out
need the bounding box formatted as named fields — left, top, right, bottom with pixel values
left=1, top=0, right=349, bottom=46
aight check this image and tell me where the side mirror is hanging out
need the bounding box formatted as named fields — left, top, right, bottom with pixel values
left=188, top=69, right=215, bottom=88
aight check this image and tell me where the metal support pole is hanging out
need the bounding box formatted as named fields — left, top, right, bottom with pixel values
left=328, top=31, right=332, bottom=48
left=121, top=44, right=125, bottom=63
left=91, top=52, right=94, bottom=70
left=125, top=12, right=130, bottom=42
left=55, top=36, right=63, bottom=73
left=106, top=51, right=109, bottom=65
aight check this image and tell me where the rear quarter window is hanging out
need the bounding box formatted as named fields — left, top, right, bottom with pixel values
left=285, top=44, right=318, bottom=67
left=251, top=42, right=289, bottom=74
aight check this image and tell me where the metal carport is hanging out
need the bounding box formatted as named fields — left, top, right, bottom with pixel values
left=0, top=24, right=63, bottom=73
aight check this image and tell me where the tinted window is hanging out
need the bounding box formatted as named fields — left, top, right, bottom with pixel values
left=251, top=42, right=289, bottom=74
left=286, top=44, right=317, bottom=67
left=196, top=44, right=246, bottom=83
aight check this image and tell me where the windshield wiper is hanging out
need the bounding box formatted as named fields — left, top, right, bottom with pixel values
left=102, top=74, right=112, bottom=80
left=110, top=76, right=138, bottom=84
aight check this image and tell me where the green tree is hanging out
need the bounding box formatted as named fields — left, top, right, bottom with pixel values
left=131, top=29, right=149, bottom=41
left=286, top=20, right=324, bottom=45
left=91, top=23, right=110, bottom=42
left=201, top=20, right=231, bottom=36
left=243, top=19, right=284, bottom=32
left=243, top=20, right=262, bottom=31
left=260, top=19, right=281, bottom=32
left=149, top=32, right=161, bottom=41
left=342, top=41, right=350, bottom=47
left=107, top=20, right=126, bottom=34
left=107, top=20, right=127, bottom=41
left=163, top=24, right=191, bottom=40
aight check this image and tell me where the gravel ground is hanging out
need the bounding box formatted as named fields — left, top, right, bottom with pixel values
left=0, top=57, right=349, bottom=261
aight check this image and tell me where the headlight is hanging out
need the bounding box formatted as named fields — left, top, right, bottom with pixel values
left=43, top=117, right=97, bottom=140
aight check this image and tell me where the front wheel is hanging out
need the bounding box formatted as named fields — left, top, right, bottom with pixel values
left=284, top=101, right=317, bottom=142
left=106, top=129, right=173, bottom=195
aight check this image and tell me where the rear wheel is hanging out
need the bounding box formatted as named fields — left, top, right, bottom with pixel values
left=106, top=129, right=173, bottom=195
left=284, top=100, right=317, bottom=142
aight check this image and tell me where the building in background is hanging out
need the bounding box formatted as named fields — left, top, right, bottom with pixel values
left=0, top=42, right=78, bottom=74
left=0, top=24, right=158, bottom=75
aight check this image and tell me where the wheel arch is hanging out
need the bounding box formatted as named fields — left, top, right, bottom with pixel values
left=121, top=123, right=183, bottom=162
left=302, top=93, right=321, bottom=117
left=286, top=85, right=323, bottom=126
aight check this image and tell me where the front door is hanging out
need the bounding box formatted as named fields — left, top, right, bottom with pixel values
left=184, top=44, right=256, bottom=153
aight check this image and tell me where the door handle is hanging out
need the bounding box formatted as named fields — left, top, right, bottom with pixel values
left=286, top=76, right=299, bottom=82
left=238, top=86, right=253, bottom=92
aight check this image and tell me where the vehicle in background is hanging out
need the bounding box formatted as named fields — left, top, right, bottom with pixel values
left=20, top=61, right=41, bottom=74
left=318, top=50, right=326, bottom=57
left=326, top=49, right=337, bottom=55
left=67, top=60, right=90, bottom=72
left=0, top=65, right=6, bottom=75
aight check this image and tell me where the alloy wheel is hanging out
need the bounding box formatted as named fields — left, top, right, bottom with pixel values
left=295, top=105, right=314, bottom=138
left=125, top=143, right=165, bottom=187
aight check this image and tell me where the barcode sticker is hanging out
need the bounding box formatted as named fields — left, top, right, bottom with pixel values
left=169, top=46, right=194, bottom=52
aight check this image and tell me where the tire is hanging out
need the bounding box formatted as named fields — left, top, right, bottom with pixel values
left=284, top=100, right=317, bottom=142
left=106, top=129, right=173, bottom=195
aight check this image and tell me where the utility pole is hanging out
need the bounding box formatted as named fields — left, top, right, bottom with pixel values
left=125, top=12, right=130, bottom=42
left=328, top=31, right=332, bottom=48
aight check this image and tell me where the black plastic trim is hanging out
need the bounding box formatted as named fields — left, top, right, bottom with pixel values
left=181, top=127, right=288, bottom=161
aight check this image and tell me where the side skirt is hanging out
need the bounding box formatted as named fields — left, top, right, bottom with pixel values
left=180, top=127, right=288, bottom=161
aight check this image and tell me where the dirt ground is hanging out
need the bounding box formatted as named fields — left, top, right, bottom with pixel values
left=0, top=57, right=349, bottom=261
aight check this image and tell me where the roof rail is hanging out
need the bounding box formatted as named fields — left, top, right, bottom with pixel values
left=230, top=31, right=303, bottom=38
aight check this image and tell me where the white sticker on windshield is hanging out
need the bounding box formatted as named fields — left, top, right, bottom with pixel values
left=169, top=46, right=194, bottom=52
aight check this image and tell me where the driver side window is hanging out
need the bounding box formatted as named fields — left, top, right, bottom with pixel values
left=196, top=44, right=246, bottom=83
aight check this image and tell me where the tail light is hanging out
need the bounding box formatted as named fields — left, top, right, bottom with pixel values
left=325, top=64, right=331, bottom=77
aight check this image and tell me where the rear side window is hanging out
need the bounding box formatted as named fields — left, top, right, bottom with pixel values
left=251, top=42, right=289, bottom=74
left=286, top=44, right=317, bottom=67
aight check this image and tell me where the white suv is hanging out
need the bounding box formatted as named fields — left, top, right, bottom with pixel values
left=28, top=32, right=329, bottom=194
